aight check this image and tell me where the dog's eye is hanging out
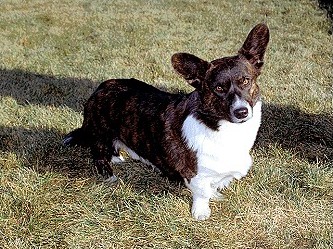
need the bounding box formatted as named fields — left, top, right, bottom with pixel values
left=214, top=84, right=230, bottom=95
left=242, top=78, right=250, bottom=86
left=215, top=86, right=223, bottom=92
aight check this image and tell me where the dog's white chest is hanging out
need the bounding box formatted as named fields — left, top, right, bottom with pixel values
left=182, top=102, right=262, bottom=182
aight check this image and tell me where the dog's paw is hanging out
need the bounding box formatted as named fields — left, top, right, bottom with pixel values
left=111, top=155, right=125, bottom=163
left=217, top=176, right=233, bottom=191
left=191, top=203, right=211, bottom=221
left=104, top=175, right=118, bottom=184
left=211, top=191, right=223, bottom=201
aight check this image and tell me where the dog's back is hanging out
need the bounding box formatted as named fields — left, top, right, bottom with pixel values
left=65, top=78, right=198, bottom=180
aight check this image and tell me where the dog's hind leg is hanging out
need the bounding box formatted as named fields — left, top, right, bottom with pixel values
left=91, top=141, right=118, bottom=183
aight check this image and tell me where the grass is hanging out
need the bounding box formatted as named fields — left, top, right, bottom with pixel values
left=0, top=0, right=332, bottom=248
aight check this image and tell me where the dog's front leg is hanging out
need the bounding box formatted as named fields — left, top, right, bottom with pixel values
left=185, top=175, right=213, bottom=221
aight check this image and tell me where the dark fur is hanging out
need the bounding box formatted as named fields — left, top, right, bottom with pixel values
left=66, top=78, right=198, bottom=180
left=64, top=23, right=270, bottom=182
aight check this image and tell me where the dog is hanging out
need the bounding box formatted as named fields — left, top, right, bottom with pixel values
left=64, top=23, right=270, bottom=220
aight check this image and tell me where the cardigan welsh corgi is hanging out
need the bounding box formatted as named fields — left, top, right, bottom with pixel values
left=64, top=23, right=270, bottom=220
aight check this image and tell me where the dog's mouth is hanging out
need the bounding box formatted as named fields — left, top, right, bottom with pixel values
left=230, top=112, right=252, bottom=123
left=197, top=105, right=253, bottom=124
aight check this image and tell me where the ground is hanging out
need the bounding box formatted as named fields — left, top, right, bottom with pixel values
left=0, top=0, right=332, bottom=248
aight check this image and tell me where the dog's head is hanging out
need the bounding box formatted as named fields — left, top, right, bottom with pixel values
left=172, top=23, right=269, bottom=124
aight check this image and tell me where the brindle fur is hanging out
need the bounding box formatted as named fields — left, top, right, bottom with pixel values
left=64, top=23, right=269, bottom=184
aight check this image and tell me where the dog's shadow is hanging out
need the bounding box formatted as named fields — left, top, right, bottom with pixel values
left=0, top=68, right=97, bottom=112
left=0, top=126, right=94, bottom=178
left=0, top=124, right=185, bottom=196
left=0, top=69, right=332, bottom=195
left=256, top=103, right=333, bottom=163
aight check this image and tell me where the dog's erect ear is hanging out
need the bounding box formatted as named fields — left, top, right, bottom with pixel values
left=171, top=53, right=210, bottom=89
left=238, top=23, right=270, bottom=70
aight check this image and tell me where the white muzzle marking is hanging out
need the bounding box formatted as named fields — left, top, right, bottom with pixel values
left=230, top=95, right=253, bottom=123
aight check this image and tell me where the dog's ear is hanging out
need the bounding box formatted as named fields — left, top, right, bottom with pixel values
left=238, top=23, right=270, bottom=71
left=171, top=53, right=210, bottom=89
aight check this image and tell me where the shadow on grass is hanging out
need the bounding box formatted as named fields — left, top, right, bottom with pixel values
left=0, top=69, right=332, bottom=188
left=0, top=125, right=95, bottom=178
left=0, top=125, right=185, bottom=196
left=318, top=0, right=333, bottom=25
left=256, top=103, right=333, bottom=163
left=0, top=68, right=98, bottom=112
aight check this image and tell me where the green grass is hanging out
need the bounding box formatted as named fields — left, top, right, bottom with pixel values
left=0, top=0, right=332, bottom=248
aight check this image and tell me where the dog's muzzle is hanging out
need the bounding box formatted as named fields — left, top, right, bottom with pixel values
left=230, top=95, right=252, bottom=123
left=233, top=107, right=248, bottom=120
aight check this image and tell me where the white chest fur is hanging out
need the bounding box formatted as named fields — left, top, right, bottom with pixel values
left=182, top=102, right=261, bottom=220
left=182, top=101, right=262, bottom=188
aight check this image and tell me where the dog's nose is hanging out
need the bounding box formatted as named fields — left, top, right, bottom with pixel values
left=234, top=107, right=248, bottom=120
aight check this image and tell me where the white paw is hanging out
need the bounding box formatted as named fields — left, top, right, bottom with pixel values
left=191, top=204, right=211, bottom=221
left=211, top=191, right=223, bottom=201
left=104, top=175, right=118, bottom=183
left=111, top=155, right=125, bottom=163
left=217, top=176, right=233, bottom=191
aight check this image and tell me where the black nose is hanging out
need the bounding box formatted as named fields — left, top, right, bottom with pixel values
left=234, top=107, right=248, bottom=119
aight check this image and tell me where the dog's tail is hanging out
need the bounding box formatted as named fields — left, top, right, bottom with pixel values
left=63, top=128, right=89, bottom=147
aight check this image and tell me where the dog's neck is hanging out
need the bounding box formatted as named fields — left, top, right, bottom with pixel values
left=185, top=91, right=227, bottom=130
